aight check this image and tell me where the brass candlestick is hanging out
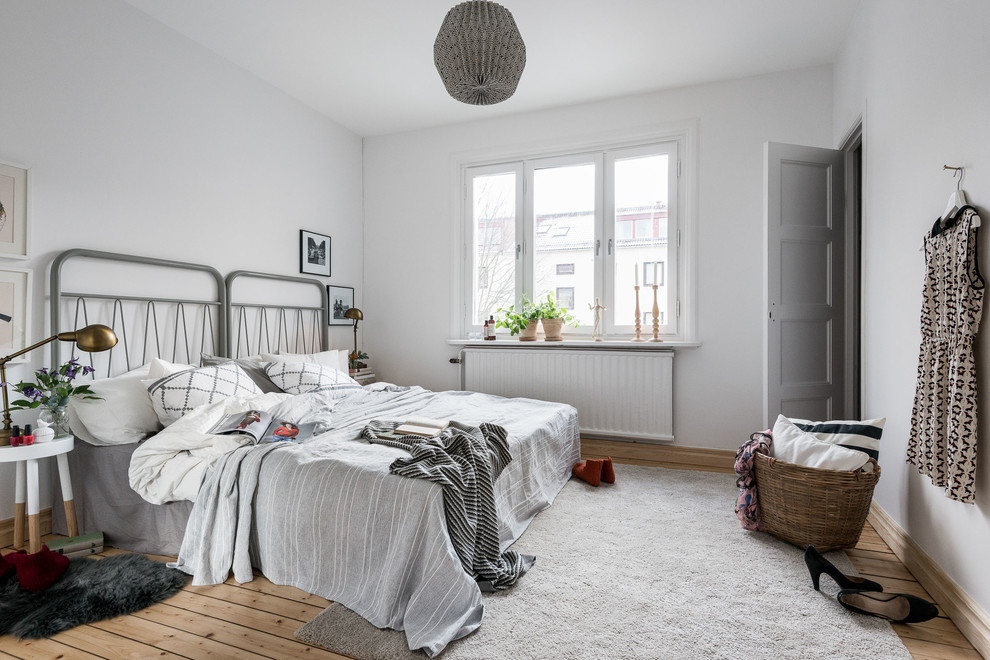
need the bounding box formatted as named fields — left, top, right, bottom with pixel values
left=649, top=285, right=663, bottom=342
left=632, top=285, right=644, bottom=342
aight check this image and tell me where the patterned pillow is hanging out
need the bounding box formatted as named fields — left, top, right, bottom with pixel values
left=789, top=417, right=885, bottom=459
left=264, top=361, right=361, bottom=397
left=147, top=363, right=263, bottom=425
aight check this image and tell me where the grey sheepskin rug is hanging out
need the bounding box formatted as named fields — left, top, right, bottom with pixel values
left=0, top=553, right=187, bottom=639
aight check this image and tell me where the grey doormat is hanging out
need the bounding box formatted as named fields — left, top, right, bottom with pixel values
left=295, top=465, right=913, bottom=659
left=0, top=552, right=187, bottom=639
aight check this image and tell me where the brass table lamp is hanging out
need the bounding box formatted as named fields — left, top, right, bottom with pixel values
left=0, top=324, right=118, bottom=446
left=344, top=307, right=363, bottom=367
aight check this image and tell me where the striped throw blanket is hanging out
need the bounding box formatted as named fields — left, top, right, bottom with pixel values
left=363, top=420, right=534, bottom=592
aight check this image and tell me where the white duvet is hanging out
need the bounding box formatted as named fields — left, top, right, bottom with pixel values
left=128, top=390, right=338, bottom=504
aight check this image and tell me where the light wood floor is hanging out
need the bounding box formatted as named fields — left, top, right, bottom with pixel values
left=0, top=496, right=983, bottom=658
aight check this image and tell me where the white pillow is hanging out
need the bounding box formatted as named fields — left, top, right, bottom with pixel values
left=261, top=349, right=350, bottom=373
left=771, top=415, right=871, bottom=471
left=67, top=363, right=161, bottom=446
left=788, top=417, right=885, bottom=459
left=148, top=358, right=195, bottom=379
left=264, top=361, right=361, bottom=397
left=146, top=363, right=263, bottom=426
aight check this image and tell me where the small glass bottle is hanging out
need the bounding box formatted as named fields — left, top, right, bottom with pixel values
left=483, top=318, right=490, bottom=340
left=487, top=315, right=496, bottom=340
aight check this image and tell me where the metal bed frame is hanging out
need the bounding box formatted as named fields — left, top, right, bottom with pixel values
left=50, top=249, right=328, bottom=373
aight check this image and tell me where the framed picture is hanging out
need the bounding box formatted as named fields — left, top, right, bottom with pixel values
left=299, top=229, right=331, bottom=277
left=0, top=160, right=29, bottom=259
left=0, top=267, right=32, bottom=360
left=328, top=285, right=355, bottom=325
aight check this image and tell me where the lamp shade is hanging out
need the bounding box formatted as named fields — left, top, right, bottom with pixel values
left=68, top=324, right=118, bottom=352
left=434, top=1, right=526, bottom=105
left=344, top=308, right=363, bottom=322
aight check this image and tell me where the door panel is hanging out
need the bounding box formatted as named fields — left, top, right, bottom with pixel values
left=766, top=142, right=845, bottom=425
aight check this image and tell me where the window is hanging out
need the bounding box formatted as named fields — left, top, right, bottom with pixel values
left=464, top=135, right=688, bottom=338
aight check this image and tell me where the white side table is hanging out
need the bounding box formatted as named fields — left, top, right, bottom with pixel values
left=0, top=435, right=78, bottom=552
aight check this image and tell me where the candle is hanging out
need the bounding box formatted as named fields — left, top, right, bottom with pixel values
left=634, top=263, right=639, bottom=286
left=653, top=262, right=658, bottom=285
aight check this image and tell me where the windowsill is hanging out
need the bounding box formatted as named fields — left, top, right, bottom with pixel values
left=447, top=338, right=700, bottom=349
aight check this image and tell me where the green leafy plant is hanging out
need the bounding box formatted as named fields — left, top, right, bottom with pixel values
left=349, top=350, right=370, bottom=370
left=534, top=293, right=578, bottom=326
left=8, top=358, right=101, bottom=411
left=495, top=296, right=539, bottom=335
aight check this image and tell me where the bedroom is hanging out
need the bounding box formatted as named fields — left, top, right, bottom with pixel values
left=1, top=0, right=989, bottom=657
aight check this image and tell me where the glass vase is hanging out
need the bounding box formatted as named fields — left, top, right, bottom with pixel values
left=38, top=405, right=70, bottom=438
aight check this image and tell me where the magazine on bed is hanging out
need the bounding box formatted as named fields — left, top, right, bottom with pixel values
left=387, top=416, right=450, bottom=439
left=209, top=409, right=316, bottom=443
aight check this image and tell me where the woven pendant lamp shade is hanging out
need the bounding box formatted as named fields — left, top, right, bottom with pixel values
left=434, top=1, right=526, bottom=105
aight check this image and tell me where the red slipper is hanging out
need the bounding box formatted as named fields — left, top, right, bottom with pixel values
left=601, top=456, right=616, bottom=484
left=5, top=545, right=70, bottom=592
left=572, top=459, right=604, bottom=487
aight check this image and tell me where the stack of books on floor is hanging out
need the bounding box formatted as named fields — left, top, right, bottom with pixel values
left=46, top=531, right=103, bottom=558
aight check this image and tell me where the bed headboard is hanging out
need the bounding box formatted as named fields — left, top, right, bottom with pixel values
left=225, top=269, right=328, bottom=358
left=50, top=249, right=330, bottom=377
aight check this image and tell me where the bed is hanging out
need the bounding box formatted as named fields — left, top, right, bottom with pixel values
left=48, top=249, right=580, bottom=656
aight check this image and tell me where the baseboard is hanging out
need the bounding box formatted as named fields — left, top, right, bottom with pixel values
left=582, top=438, right=735, bottom=473
left=868, top=502, right=990, bottom=657
left=0, top=508, right=53, bottom=548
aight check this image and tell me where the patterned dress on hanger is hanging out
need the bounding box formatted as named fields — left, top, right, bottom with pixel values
left=907, top=206, right=985, bottom=503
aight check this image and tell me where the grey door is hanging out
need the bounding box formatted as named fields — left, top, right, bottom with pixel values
left=765, top=142, right=846, bottom=425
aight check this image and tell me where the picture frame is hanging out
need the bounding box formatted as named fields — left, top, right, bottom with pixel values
left=0, top=267, right=32, bottom=361
left=328, top=285, right=355, bottom=325
left=0, top=160, right=30, bottom=259
left=299, top=229, right=331, bottom=277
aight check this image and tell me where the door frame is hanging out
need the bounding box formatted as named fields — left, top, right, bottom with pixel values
left=839, top=119, right=863, bottom=421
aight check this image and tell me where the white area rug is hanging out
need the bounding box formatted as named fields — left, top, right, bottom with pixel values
left=296, top=465, right=912, bottom=659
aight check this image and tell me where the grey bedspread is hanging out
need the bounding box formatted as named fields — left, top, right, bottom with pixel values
left=168, top=386, right=579, bottom=657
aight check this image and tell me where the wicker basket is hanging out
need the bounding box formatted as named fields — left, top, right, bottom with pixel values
left=753, top=452, right=880, bottom=552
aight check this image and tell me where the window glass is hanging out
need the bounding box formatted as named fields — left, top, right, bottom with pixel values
left=533, top=163, right=595, bottom=326
left=472, top=172, right=516, bottom=324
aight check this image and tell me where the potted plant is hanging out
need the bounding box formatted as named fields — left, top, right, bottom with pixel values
left=535, top=293, right=578, bottom=341
left=495, top=296, right=540, bottom=341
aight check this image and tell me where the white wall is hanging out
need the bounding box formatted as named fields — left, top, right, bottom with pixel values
left=834, top=0, right=990, bottom=615
left=364, top=66, right=834, bottom=450
left=0, top=0, right=363, bottom=518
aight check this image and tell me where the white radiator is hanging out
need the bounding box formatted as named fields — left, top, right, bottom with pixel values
left=461, top=348, right=673, bottom=443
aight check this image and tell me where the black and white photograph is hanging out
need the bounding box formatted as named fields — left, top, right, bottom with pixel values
left=328, top=285, right=354, bottom=325
left=299, top=229, right=331, bottom=276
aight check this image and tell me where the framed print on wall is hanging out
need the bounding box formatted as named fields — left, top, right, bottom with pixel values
left=328, top=285, right=355, bottom=325
left=0, top=161, right=29, bottom=259
left=0, top=267, right=32, bottom=361
left=300, top=229, right=331, bottom=277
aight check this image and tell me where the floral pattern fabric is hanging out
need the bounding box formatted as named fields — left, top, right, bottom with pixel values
left=907, top=207, right=985, bottom=503
left=735, top=430, right=772, bottom=530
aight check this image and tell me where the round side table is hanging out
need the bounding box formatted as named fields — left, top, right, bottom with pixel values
left=0, top=435, right=78, bottom=552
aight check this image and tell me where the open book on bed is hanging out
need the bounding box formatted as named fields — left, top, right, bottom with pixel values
left=209, top=409, right=316, bottom=443
left=391, top=417, right=450, bottom=438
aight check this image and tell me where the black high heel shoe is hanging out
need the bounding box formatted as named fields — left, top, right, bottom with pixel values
left=836, top=589, right=939, bottom=624
left=804, top=545, right=884, bottom=592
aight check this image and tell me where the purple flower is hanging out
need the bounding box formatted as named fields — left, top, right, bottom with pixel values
left=82, top=365, right=95, bottom=375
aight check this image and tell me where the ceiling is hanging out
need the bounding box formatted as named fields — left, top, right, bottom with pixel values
left=124, top=0, right=861, bottom=137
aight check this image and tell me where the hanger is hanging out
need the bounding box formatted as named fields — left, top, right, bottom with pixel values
left=939, top=165, right=980, bottom=228
left=920, top=166, right=981, bottom=251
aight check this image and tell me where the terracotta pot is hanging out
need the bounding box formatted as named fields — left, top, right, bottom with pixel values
left=541, top=318, right=564, bottom=341
left=518, top=320, right=539, bottom=341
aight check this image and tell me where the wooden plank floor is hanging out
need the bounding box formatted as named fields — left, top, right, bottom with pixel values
left=0, top=507, right=983, bottom=658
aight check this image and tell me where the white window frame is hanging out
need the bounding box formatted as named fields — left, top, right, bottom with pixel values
left=453, top=122, right=697, bottom=342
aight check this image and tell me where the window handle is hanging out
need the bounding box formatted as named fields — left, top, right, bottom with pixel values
left=608, top=238, right=613, bottom=255
left=516, top=244, right=521, bottom=260
left=595, top=239, right=601, bottom=256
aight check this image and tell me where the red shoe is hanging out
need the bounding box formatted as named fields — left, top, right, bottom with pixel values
left=601, top=456, right=616, bottom=484
left=572, top=459, right=604, bottom=486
